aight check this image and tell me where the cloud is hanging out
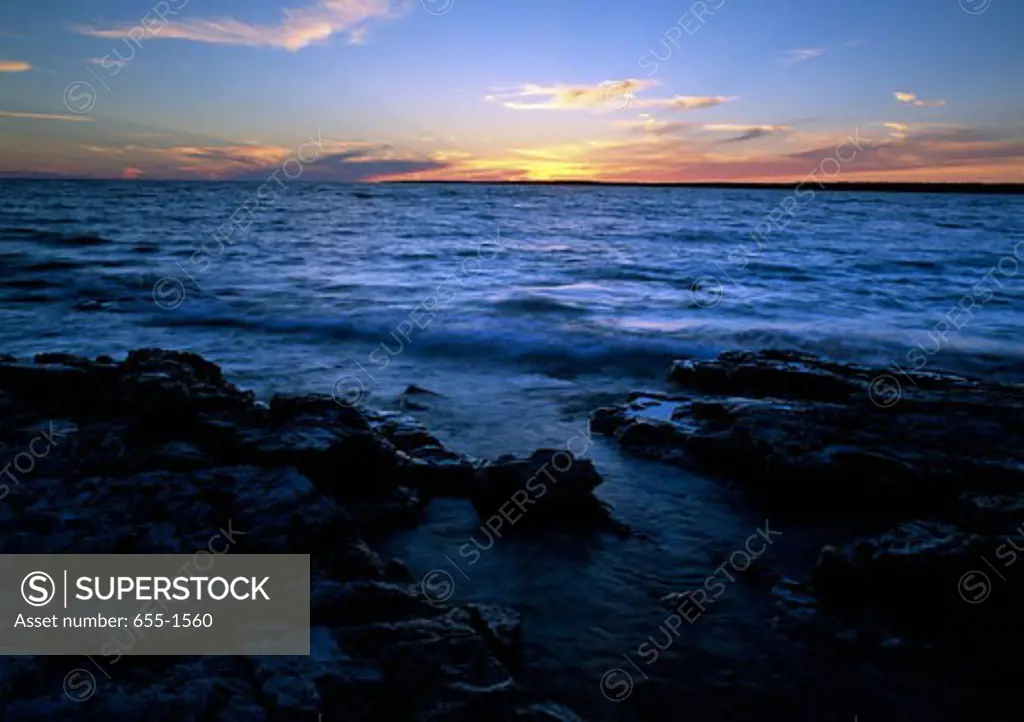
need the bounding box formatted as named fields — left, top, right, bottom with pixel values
left=703, top=123, right=790, bottom=142
left=0, top=61, right=30, bottom=72
left=894, top=91, right=946, bottom=108
left=488, top=81, right=735, bottom=114
left=639, top=95, right=738, bottom=111
left=48, top=135, right=451, bottom=181
left=347, top=27, right=368, bottom=44
left=785, top=124, right=1024, bottom=177
left=616, top=114, right=692, bottom=136
left=618, top=118, right=785, bottom=141
left=0, top=110, right=92, bottom=122
left=782, top=48, right=823, bottom=65
left=884, top=121, right=909, bottom=139
left=488, top=80, right=659, bottom=111
left=375, top=120, right=1024, bottom=184
left=75, top=0, right=397, bottom=51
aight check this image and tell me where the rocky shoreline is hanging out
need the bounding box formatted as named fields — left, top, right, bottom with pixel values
left=0, top=348, right=617, bottom=720
left=591, top=349, right=1024, bottom=644
left=2, top=347, right=1021, bottom=719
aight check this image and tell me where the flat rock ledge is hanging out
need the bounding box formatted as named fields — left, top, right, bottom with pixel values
left=0, top=349, right=598, bottom=721
left=592, top=349, right=1024, bottom=641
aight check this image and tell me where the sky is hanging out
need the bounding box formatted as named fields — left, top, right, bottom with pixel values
left=0, top=0, right=1022, bottom=182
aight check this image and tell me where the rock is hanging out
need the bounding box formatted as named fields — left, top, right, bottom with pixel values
left=335, top=607, right=521, bottom=721
left=344, top=486, right=429, bottom=534
left=669, top=349, right=864, bottom=402
left=464, top=604, right=522, bottom=669
left=473, top=449, right=626, bottom=534
left=812, top=521, right=1014, bottom=615
left=0, top=347, right=590, bottom=719
left=269, top=393, right=370, bottom=431
left=593, top=350, right=1024, bottom=518
left=399, top=448, right=478, bottom=497
left=33, top=351, right=93, bottom=367
left=403, top=384, right=442, bottom=396
left=311, top=580, right=446, bottom=627
left=954, top=492, right=1024, bottom=534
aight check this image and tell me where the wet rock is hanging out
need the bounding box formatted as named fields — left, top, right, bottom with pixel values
left=33, top=351, right=93, bottom=367
left=312, top=580, right=446, bottom=627
left=669, top=349, right=864, bottom=402
left=344, top=486, right=429, bottom=534
left=473, top=449, right=626, bottom=534
left=464, top=604, right=522, bottom=669
left=404, top=384, right=442, bottom=396
left=594, top=350, right=1024, bottom=517
left=954, top=492, right=1024, bottom=534
left=335, top=607, right=524, bottom=721
left=269, top=393, right=370, bottom=431
left=0, top=347, right=583, bottom=720
left=812, top=521, right=1007, bottom=614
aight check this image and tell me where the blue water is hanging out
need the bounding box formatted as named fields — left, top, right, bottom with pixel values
left=2, top=180, right=1023, bottom=720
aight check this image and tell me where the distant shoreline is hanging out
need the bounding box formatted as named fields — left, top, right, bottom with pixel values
left=386, top=180, right=1024, bottom=195
left=1, top=176, right=1022, bottom=195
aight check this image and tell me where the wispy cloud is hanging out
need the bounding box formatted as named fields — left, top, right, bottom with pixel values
left=703, top=123, right=790, bottom=142
left=62, top=136, right=447, bottom=181
left=75, top=0, right=398, bottom=51
left=640, top=95, right=738, bottom=111
left=0, top=60, right=31, bottom=72
left=487, top=80, right=659, bottom=111
left=0, top=110, right=92, bottom=122
left=782, top=48, right=824, bottom=65
left=884, top=121, right=909, bottom=139
left=488, top=81, right=736, bottom=113
left=894, top=91, right=946, bottom=108
left=616, top=114, right=691, bottom=136
left=618, top=118, right=786, bottom=141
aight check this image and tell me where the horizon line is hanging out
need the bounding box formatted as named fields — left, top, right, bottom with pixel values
left=1, top=177, right=1022, bottom=195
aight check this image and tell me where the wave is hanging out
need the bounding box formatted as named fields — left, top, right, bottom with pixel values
left=25, top=259, right=88, bottom=271
left=2, top=278, right=57, bottom=290
left=144, top=304, right=1024, bottom=385
left=490, top=295, right=590, bottom=316
left=0, top=227, right=52, bottom=238
left=0, top=228, right=112, bottom=247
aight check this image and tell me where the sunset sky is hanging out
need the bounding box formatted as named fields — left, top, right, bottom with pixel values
left=0, top=0, right=1022, bottom=182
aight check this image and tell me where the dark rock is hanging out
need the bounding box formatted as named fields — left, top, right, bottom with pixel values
left=404, top=384, right=442, bottom=396
left=0, top=347, right=590, bottom=720
left=594, top=350, right=1024, bottom=518
left=33, top=351, right=93, bottom=367
left=464, top=604, right=522, bottom=669
left=269, top=393, right=370, bottom=431
left=473, top=449, right=626, bottom=534
left=955, top=492, right=1024, bottom=534
left=670, top=349, right=864, bottom=401
left=311, top=580, right=446, bottom=627
left=812, top=521, right=1014, bottom=615
left=399, top=448, right=477, bottom=497
left=344, top=486, right=429, bottom=535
